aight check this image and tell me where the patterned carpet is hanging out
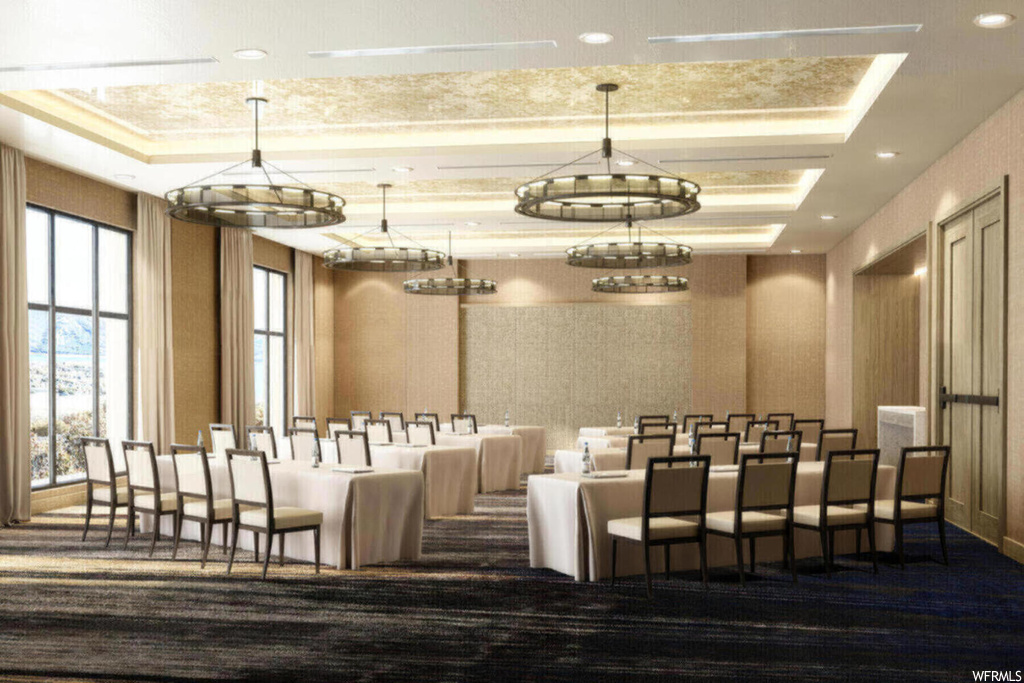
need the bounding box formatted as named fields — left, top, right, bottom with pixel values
left=1, top=476, right=1022, bottom=682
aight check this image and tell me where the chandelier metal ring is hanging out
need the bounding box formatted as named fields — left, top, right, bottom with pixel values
left=514, top=174, right=700, bottom=222
left=591, top=274, right=689, bottom=294
left=566, top=241, right=693, bottom=269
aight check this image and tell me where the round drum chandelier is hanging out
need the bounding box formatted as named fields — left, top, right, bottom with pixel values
left=165, top=98, right=345, bottom=229
left=404, top=232, right=498, bottom=296
left=592, top=275, right=689, bottom=294
left=514, top=84, right=701, bottom=223
left=322, top=184, right=445, bottom=273
left=566, top=219, right=692, bottom=269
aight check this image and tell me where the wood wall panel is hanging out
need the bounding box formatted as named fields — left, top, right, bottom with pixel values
left=313, top=257, right=335, bottom=427
left=170, top=219, right=220, bottom=443
left=25, top=157, right=135, bottom=230
left=853, top=274, right=921, bottom=448
left=746, top=255, right=826, bottom=419
left=332, top=270, right=458, bottom=419
left=825, top=86, right=1024, bottom=552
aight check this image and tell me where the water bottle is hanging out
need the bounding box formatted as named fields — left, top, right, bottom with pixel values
left=688, top=423, right=696, bottom=451
left=197, top=430, right=204, bottom=448
left=672, top=409, right=678, bottom=423
left=311, top=437, right=321, bottom=468
left=616, top=411, right=622, bottom=429
left=633, top=415, right=639, bottom=432
left=504, top=409, right=510, bottom=428
left=582, top=442, right=592, bottom=475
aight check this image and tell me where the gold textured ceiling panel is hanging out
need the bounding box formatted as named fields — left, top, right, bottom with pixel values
left=7, top=56, right=874, bottom=148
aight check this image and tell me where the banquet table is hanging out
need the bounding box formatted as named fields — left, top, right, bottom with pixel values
left=369, top=444, right=477, bottom=518
left=576, top=426, right=633, bottom=450
left=434, top=433, right=522, bottom=493
left=477, top=425, right=547, bottom=474
left=145, top=456, right=423, bottom=570
left=527, top=462, right=896, bottom=582
left=557, top=440, right=818, bottom=472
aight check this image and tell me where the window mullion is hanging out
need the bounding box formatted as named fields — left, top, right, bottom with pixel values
left=92, top=224, right=100, bottom=438
left=47, top=212, right=57, bottom=487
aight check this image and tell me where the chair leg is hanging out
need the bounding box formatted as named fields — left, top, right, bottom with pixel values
left=819, top=528, right=830, bottom=577
left=664, top=546, right=670, bottom=579
left=149, top=514, right=160, bottom=558
left=222, top=521, right=229, bottom=554
left=938, top=517, right=948, bottom=566
left=856, top=528, right=862, bottom=559
left=734, top=536, right=745, bottom=586
left=314, top=527, right=320, bottom=574
left=279, top=534, right=285, bottom=567
left=610, top=539, right=618, bottom=587
left=123, top=507, right=134, bottom=550
left=172, top=512, right=183, bottom=560
left=226, top=523, right=240, bottom=575
left=643, top=543, right=653, bottom=598
left=783, top=528, right=791, bottom=569
left=789, top=528, right=798, bottom=583
left=748, top=537, right=756, bottom=573
left=202, top=522, right=213, bottom=569
left=253, top=531, right=260, bottom=563
left=261, top=531, right=272, bottom=580
left=82, top=498, right=92, bottom=541
left=104, top=505, right=116, bottom=548
left=867, top=522, right=878, bottom=574
left=699, top=534, right=709, bottom=587
left=896, top=522, right=905, bottom=570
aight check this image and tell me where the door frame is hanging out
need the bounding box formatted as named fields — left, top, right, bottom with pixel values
left=929, top=176, right=1008, bottom=551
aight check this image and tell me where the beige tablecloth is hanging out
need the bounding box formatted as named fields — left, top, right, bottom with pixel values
left=478, top=425, right=547, bottom=474
left=577, top=426, right=633, bottom=450
left=435, top=433, right=522, bottom=493
left=554, top=445, right=692, bottom=473
left=370, top=445, right=476, bottom=519
left=146, top=457, right=423, bottom=570
left=527, top=462, right=896, bottom=582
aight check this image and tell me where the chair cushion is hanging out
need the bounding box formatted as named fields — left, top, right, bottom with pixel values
left=607, top=516, right=699, bottom=542
left=132, top=492, right=178, bottom=511
left=856, top=500, right=938, bottom=520
left=239, top=507, right=323, bottom=530
left=707, top=510, right=787, bottom=534
left=793, top=504, right=868, bottom=528
left=93, top=486, right=128, bottom=503
left=182, top=498, right=233, bottom=521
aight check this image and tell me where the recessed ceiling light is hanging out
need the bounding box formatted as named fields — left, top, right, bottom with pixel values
left=790, top=249, right=802, bottom=254
left=914, top=266, right=928, bottom=277
left=820, top=214, right=837, bottom=220
left=579, top=32, right=614, bottom=44
left=392, top=166, right=413, bottom=173
left=649, top=24, right=921, bottom=44
left=876, top=151, right=899, bottom=159
left=0, top=57, right=217, bottom=73
left=509, top=253, right=521, bottom=258
left=974, top=12, right=1016, bottom=28
left=615, top=159, right=636, bottom=167
left=465, top=221, right=481, bottom=227
left=309, top=40, right=557, bottom=59
left=113, top=173, right=135, bottom=181
left=233, top=48, right=267, bottom=60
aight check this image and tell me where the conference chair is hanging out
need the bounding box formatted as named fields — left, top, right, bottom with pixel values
left=325, top=418, right=351, bottom=441
left=246, top=425, right=279, bottom=460
left=767, top=412, right=795, bottom=431
left=350, top=411, right=372, bottom=431
left=415, top=412, right=441, bottom=431
left=625, top=434, right=675, bottom=471
left=288, top=427, right=320, bottom=461
left=639, top=422, right=678, bottom=438
left=816, top=429, right=858, bottom=462
left=793, top=419, right=825, bottom=449
left=122, top=440, right=177, bottom=556
left=695, top=432, right=741, bottom=467
left=726, top=413, right=755, bottom=434
left=364, top=419, right=394, bottom=444
left=451, top=413, right=478, bottom=434
left=681, top=414, right=714, bottom=435
left=80, top=437, right=127, bottom=547
left=334, top=430, right=371, bottom=467
left=406, top=421, right=436, bottom=446
left=744, top=419, right=779, bottom=445
left=208, top=423, right=237, bottom=458
left=793, top=449, right=880, bottom=576
left=707, top=452, right=799, bottom=585
left=760, top=430, right=803, bottom=454
left=170, top=444, right=233, bottom=567
left=608, top=455, right=711, bottom=596
left=226, top=449, right=323, bottom=579
left=380, top=411, right=406, bottom=436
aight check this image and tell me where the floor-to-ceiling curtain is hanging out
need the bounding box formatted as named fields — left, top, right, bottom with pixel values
left=293, top=250, right=315, bottom=417
left=0, top=144, right=30, bottom=525
left=220, top=227, right=255, bottom=441
left=134, top=194, right=175, bottom=453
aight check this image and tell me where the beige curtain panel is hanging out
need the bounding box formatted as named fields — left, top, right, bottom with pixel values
left=0, top=143, right=30, bottom=525
left=293, top=250, right=316, bottom=416
left=220, top=227, right=255, bottom=441
left=134, top=194, right=176, bottom=454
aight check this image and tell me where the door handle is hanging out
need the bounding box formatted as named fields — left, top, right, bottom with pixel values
left=939, top=392, right=1000, bottom=407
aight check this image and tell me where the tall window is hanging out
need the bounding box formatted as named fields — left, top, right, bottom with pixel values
left=254, top=266, right=286, bottom=437
left=27, top=206, right=133, bottom=489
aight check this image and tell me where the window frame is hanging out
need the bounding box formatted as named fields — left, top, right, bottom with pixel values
left=253, top=265, right=287, bottom=435
left=27, top=204, right=134, bottom=490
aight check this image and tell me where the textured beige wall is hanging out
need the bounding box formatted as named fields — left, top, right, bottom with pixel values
left=825, top=87, right=1024, bottom=549
left=171, top=219, right=220, bottom=443
left=332, top=270, right=459, bottom=419
left=313, top=257, right=335, bottom=426
left=25, top=157, right=136, bottom=231
left=252, top=235, right=292, bottom=273
left=746, top=255, right=826, bottom=420
left=461, top=304, right=693, bottom=449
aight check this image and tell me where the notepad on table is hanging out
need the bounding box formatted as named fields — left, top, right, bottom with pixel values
left=332, top=466, right=372, bottom=474
left=581, top=471, right=628, bottom=479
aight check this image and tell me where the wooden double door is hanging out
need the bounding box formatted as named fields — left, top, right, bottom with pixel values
left=939, top=186, right=1006, bottom=544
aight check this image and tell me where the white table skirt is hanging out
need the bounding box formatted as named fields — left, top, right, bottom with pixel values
left=527, top=462, right=896, bottom=582
left=145, top=457, right=423, bottom=570
left=478, top=425, right=547, bottom=474
left=557, top=441, right=818, bottom=473
left=370, top=445, right=477, bottom=519
left=434, top=433, right=522, bottom=493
